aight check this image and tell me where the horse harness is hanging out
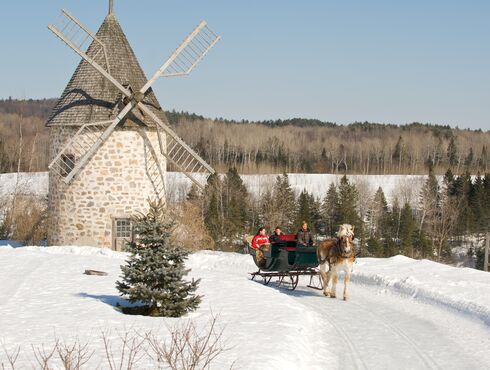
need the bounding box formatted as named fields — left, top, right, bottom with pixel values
left=319, top=237, right=356, bottom=268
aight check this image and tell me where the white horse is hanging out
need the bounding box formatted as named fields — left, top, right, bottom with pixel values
left=317, top=224, right=355, bottom=300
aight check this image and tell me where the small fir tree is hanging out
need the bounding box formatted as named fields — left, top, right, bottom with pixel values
left=295, top=189, right=311, bottom=229
left=116, top=201, right=201, bottom=317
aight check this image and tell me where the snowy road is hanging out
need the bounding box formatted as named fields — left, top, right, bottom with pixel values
left=287, top=281, right=487, bottom=370
left=0, top=246, right=488, bottom=369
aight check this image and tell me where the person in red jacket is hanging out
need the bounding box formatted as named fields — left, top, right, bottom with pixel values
left=251, top=227, right=270, bottom=267
left=252, top=227, right=270, bottom=249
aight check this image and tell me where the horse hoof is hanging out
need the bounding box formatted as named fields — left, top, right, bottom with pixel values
left=323, top=291, right=329, bottom=297
left=343, top=296, right=348, bottom=301
left=330, top=295, right=336, bottom=299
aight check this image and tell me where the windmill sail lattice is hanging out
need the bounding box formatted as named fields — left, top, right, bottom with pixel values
left=49, top=10, right=110, bottom=73
left=48, top=11, right=220, bottom=189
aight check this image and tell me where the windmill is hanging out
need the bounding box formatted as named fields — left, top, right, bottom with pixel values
left=46, top=2, right=220, bottom=248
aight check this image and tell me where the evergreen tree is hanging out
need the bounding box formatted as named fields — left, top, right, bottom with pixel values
left=393, top=136, right=403, bottom=169
left=480, top=146, right=488, bottom=171
left=454, top=172, right=474, bottom=235
left=337, top=175, right=360, bottom=226
left=368, top=187, right=391, bottom=240
left=470, top=175, right=485, bottom=233
left=259, top=188, right=275, bottom=230
left=223, top=167, right=249, bottom=236
left=483, top=174, right=490, bottom=229
left=366, top=237, right=383, bottom=257
left=447, top=137, right=458, bottom=167
left=272, top=173, right=296, bottom=232
left=116, top=201, right=201, bottom=317
left=399, top=202, right=415, bottom=257
left=204, top=173, right=224, bottom=243
left=295, top=189, right=311, bottom=230
left=321, top=183, right=340, bottom=236
left=465, top=148, right=474, bottom=168
left=309, top=194, right=323, bottom=235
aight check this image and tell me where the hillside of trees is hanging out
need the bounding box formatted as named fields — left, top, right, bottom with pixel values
left=0, top=98, right=489, bottom=175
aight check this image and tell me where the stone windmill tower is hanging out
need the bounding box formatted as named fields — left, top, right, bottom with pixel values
left=46, top=1, right=220, bottom=248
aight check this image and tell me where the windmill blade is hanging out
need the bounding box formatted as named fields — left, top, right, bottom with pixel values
left=49, top=9, right=111, bottom=73
left=137, top=103, right=214, bottom=189
left=49, top=120, right=112, bottom=180
left=48, top=10, right=131, bottom=99
left=51, top=101, right=136, bottom=184
left=140, top=21, right=221, bottom=92
left=139, top=129, right=166, bottom=201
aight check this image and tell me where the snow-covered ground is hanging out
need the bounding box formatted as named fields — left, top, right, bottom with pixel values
left=1, top=171, right=430, bottom=204
left=0, top=246, right=488, bottom=369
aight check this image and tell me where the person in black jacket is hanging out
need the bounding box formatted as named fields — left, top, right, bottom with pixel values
left=297, top=222, right=313, bottom=247
left=269, top=227, right=283, bottom=243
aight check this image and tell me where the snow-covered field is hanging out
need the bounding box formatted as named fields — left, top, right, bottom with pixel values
left=1, top=171, right=430, bottom=204
left=0, top=246, right=488, bottom=369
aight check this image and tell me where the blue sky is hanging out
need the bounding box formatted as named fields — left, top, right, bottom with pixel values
left=1, top=1, right=488, bottom=129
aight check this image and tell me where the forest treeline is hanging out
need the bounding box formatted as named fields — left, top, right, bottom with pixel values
left=0, top=98, right=489, bottom=175
left=187, top=168, right=489, bottom=270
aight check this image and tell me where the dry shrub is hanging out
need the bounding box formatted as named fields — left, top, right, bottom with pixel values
left=1, top=315, right=231, bottom=369
left=1, top=344, right=20, bottom=370
left=146, top=315, right=231, bottom=370
left=102, top=331, right=147, bottom=370
left=0, top=195, right=47, bottom=244
left=56, top=338, right=94, bottom=370
left=31, top=342, right=57, bottom=370
left=170, top=201, right=215, bottom=251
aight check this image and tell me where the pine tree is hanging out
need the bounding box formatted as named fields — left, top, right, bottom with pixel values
left=204, top=173, right=224, bottom=243
left=465, top=148, right=474, bottom=168
left=272, top=173, right=296, bottom=232
left=295, top=189, right=311, bottom=229
left=321, top=183, right=340, bottom=236
left=393, top=136, right=403, bottom=170
left=366, top=237, right=383, bottom=257
left=116, top=201, right=201, bottom=317
left=399, top=202, right=415, bottom=257
left=337, top=175, right=360, bottom=226
left=223, top=167, right=249, bottom=237
left=309, top=194, right=323, bottom=235
left=447, top=137, right=458, bottom=167
left=368, top=187, right=391, bottom=240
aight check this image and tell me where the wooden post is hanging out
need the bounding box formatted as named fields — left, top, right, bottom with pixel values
left=485, top=232, right=489, bottom=272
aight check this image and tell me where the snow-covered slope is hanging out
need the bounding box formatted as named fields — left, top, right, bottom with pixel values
left=0, top=246, right=488, bottom=369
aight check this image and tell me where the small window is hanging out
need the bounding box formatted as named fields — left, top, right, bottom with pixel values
left=115, top=218, right=132, bottom=239
left=61, top=154, right=75, bottom=176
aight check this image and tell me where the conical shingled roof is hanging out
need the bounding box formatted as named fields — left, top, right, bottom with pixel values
left=47, top=14, right=166, bottom=127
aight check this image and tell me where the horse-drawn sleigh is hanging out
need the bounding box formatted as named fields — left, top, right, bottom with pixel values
left=247, top=224, right=356, bottom=300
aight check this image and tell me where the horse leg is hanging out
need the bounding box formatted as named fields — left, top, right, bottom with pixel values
left=330, top=267, right=338, bottom=299
left=343, top=261, right=354, bottom=301
left=343, top=265, right=350, bottom=301
left=320, top=262, right=331, bottom=297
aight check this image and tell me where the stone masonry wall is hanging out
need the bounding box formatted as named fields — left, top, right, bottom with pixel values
left=48, top=127, right=166, bottom=248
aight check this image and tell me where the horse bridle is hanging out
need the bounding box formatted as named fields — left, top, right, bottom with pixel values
left=337, top=235, right=354, bottom=258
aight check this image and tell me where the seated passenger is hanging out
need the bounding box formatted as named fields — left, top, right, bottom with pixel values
left=269, top=227, right=283, bottom=243
left=297, top=221, right=314, bottom=247
left=251, top=227, right=270, bottom=267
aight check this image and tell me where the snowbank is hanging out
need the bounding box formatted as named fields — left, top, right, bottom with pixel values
left=353, top=255, right=490, bottom=325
